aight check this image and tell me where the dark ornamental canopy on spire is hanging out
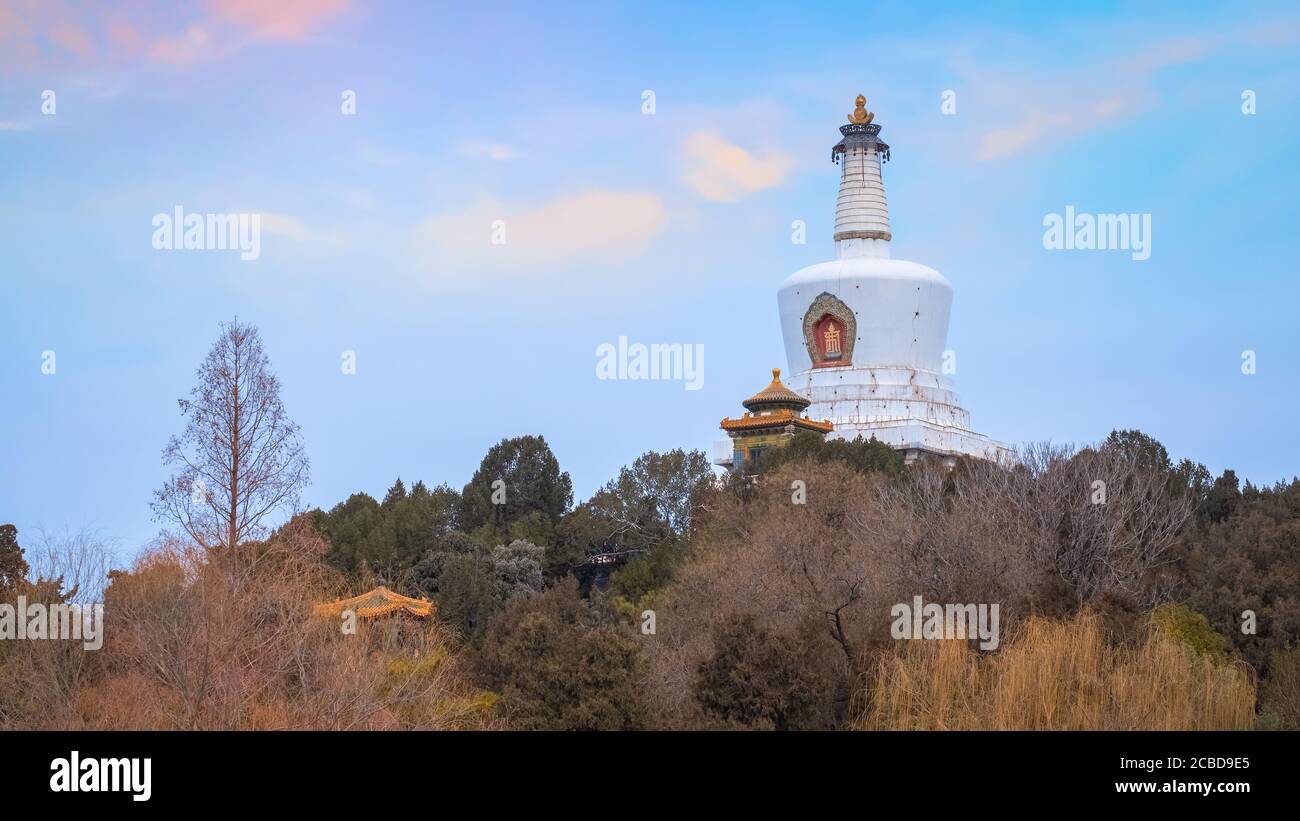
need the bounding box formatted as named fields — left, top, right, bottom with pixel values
left=833, top=92, right=890, bottom=164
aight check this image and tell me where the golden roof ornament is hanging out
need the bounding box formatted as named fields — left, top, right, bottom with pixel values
left=847, top=93, right=874, bottom=125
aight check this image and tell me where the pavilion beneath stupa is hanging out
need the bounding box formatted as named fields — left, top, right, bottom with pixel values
left=719, top=368, right=834, bottom=470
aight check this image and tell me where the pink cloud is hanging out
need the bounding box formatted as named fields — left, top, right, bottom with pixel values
left=49, top=21, right=94, bottom=58
left=207, top=0, right=349, bottom=42
left=150, top=25, right=213, bottom=66
left=0, top=0, right=351, bottom=70
left=108, top=20, right=144, bottom=58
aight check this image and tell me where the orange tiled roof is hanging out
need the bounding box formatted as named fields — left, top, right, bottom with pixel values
left=720, top=407, right=834, bottom=433
left=313, top=586, right=435, bottom=619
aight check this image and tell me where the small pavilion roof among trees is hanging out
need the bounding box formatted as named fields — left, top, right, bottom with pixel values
left=313, top=586, right=435, bottom=619
left=720, top=368, right=833, bottom=469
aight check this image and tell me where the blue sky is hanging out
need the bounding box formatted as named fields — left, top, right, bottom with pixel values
left=2, top=0, right=1298, bottom=559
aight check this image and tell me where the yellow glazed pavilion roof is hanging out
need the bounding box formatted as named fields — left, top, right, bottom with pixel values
left=313, top=586, right=435, bottom=619
left=742, top=368, right=811, bottom=410
left=720, top=407, right=834, bottom=433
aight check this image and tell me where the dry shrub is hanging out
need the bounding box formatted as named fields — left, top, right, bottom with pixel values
left=1010, top=441, right=1196, bottom=605
left=641, top=459, right=1042, bottom=728
left=1259, top=647, right=1300, bottom=729
left=0, top=615, right=107, bottom=729
left=640, top=461, right=882, bottom=728
left=640, top=439, right=1206, bottom=730
left=855, top=610, right=1256, bottom=730
left=4, top=519, right=500, bottom=730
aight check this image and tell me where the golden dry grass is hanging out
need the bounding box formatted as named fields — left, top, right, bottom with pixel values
left=855, top=611, right=1256, bottom=730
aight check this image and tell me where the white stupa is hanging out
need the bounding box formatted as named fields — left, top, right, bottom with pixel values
left=776, top=95, right=1009, bottom=465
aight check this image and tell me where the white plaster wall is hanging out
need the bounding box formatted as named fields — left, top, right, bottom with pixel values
left=778, top=256, right=953, bottom=375
left=777, top=252, right=1008, bottom=462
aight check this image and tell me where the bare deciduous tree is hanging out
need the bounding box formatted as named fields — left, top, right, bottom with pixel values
left=152, top=319, right=309, bottom=551
left=1012, top=440, right=1195, bottom=604
left=25, top=527, right=117, bottom=603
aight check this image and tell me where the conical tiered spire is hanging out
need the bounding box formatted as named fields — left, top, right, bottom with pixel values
left=832, top=94, right=891, bottom=259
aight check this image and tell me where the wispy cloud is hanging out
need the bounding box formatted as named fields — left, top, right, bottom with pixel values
left=149, top=24, right=216, bottom=65
left=459, top=139, right=519, bottom=161
left=418, top=189, right=665, bottom=277
left=358, top=140, right=421, bottom=167
left=207, top=0, right=349, bottom=42
left=976, top=24, right=1300, bottom=160
left=979, top=95, right=1138, bottom=161
left=681, top=131, right=793, bottom=203
left=258, top=212, right=313, bottom=242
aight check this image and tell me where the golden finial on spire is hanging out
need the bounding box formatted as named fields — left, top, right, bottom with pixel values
left=772, top=367, right=781, bottom=381
left=847, top=93, right=874, bottom=125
